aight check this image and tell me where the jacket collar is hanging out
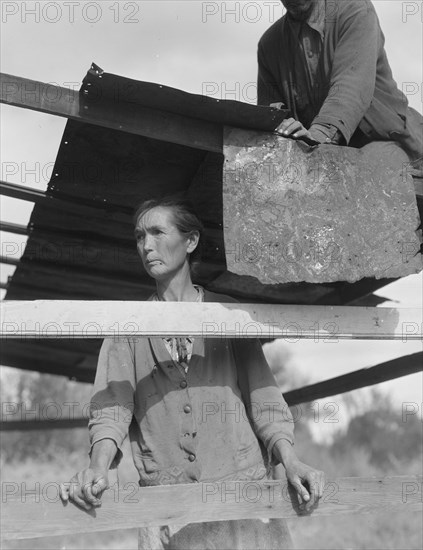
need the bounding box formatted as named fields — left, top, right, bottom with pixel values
left=286, top=0, right=326, bottom=39
left=308, top=0, right=326, bottom=38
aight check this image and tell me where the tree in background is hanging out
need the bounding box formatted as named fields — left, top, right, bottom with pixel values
left=0, top=369, right=92, bottom=463
left=331, top=388, right=422, bottom=471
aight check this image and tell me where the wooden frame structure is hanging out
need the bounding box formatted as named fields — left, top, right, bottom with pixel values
left=2, top=476, right=422, bottom=540
left=0, top=70, right=422, bottom=541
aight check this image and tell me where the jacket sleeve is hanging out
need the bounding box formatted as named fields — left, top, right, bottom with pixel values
left=231, top=338, right=295, bottom=461
left=311, top=0, right=380, bottom=143
left=88, top=338, right=136, bottom=467
left=257, top=40, right=284, bottom=106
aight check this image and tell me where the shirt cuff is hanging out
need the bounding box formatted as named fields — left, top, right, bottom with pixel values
left=89, top=435, right=123, bottom=469
left=268, top=433, right=294, bottom=453
left=309, top=123, right=344, bottom=144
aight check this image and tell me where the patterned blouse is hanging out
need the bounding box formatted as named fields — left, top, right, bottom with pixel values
left=152, top=285, right=204, bottom=372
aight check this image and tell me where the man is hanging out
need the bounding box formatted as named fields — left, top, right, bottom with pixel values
left=257, top=0, right=422, bottom=170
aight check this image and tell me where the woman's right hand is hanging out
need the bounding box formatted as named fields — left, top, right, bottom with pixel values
left=59, top=468, right=109, bottom=510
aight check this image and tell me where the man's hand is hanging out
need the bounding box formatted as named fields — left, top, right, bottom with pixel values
left=270, top=102, right=286, bottom=110
left=59, top=468, right=109, bottom=510
left=275, top=117, right=316, bottom=141
left=284, top=459, right=325, bottom=512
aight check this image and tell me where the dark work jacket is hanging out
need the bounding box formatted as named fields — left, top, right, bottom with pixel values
left=257, top=0, right=422, bottom=160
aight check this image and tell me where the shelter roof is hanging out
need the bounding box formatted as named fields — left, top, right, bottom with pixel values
left=2, top=64, right=421, bottom=381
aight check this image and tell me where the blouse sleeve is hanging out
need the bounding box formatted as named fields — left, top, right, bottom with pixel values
left=88, top=338, right=136, bottom=467
left=231, top=338, right=295, bottom=461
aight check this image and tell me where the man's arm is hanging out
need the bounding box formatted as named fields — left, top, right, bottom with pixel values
left=310, top=0, right=380, bottom=143
left=273, top=1, right=380, bottom=145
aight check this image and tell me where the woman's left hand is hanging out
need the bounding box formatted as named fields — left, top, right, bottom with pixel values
left=284, top=459, right=326, bottom=512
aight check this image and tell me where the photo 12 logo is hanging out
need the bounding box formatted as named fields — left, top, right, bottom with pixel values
left=402, top=2, right=423, bottom=23
left=1, top=1, right=140, bottom=24
left=201, top=1, right=284, bottom=23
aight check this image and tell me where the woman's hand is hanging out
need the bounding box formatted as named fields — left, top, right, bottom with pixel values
left=284, top=459, right=325, bottom=512
left=59, top=468, right=109, bottom=510
left=273, top=438, right=325, bottom=512
left=60, top=439, right=116, bottom=510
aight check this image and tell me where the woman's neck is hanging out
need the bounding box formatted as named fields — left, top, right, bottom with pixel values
left=156, top=269, right=198, bottom=302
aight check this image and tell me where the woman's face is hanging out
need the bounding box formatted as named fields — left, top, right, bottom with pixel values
left=134, top=206, right=198, bottom=281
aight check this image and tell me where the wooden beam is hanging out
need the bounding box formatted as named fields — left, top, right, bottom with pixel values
left=284, top=352, right=423, bottom=405
left=0, top=255, right=19, bottom=266
left=0, top=73, right=222, bottom=153
left=0, top=221, right=28, bottom=235
left=0, top=301, right=421, bottom=340
left=1, top=476, right=421, bottom=540
left=0, top=418, right=88, bottom=432
left=0, top=180, right=132, bottom=219
left=0, top=351, right=95, bottom=383
left=0, top=180, right=46, bottom=203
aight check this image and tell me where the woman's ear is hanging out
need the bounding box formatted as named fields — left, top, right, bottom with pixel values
left=187, top=230, right=200, bottom=254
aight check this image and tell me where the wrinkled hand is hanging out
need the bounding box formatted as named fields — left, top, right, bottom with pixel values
left=285, top=460, right=325, bottom=512
left=59, top=468, right=109, bottom=510
left=275, top=117, right=316, bottom=142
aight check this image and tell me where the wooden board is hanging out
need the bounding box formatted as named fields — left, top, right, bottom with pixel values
left=284, top=352, right=423, bottom=405
left=0, top=73, right=222, bottom=153
left=223, top=130, right=422, bottom=284
left=0, top=301, right=422, bottom=340
left=1, top=477, right=422, bottom=540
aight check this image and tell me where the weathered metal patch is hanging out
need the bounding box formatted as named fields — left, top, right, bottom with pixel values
left=223, top=128, right=422, bottom=284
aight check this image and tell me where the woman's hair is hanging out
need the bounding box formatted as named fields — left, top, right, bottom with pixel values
left=133, top=197, right=204, bottom=275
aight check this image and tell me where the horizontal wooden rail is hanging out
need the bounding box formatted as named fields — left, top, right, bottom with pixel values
left=0, top=255, right=19, bottom=266
left=0, top=220, right=28, bottom=235
left=0, top=301, right=422, bottom=340
left=0, top=179, right=131, bottom=221
left=0, top=73, right=222, bottom=153
left=1, top=476, right=421, bottom=540
left=0, top=418, right=88, bottom=431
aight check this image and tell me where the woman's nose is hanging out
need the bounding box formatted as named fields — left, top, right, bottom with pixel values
left=143, top=234, right=154, bottom=251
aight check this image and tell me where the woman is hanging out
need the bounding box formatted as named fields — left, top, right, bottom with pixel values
left=60, top=197, right=325, bottom=549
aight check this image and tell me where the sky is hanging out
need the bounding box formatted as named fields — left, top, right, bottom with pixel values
left=1, top=1, right=422, bottom=415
